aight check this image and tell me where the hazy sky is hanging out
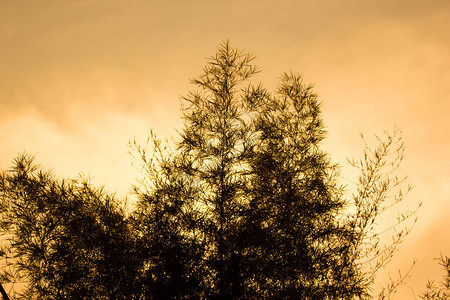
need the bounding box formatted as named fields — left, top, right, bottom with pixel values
left=1, top=1, right=449, bottom=298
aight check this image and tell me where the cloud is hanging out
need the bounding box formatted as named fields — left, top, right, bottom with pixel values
left=0, top=110, right=178, bottom=197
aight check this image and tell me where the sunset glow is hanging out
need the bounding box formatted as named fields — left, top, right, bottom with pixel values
left=1, top=1, right=449, bottom=298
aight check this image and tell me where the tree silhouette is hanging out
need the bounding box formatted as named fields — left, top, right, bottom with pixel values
left=130, top=43, right=345, bottom=298
left=1, top=42, right=418, bottom=299
left=0, top=155, right=141, bottom=299
left=130, top=41, right=417, bottom=299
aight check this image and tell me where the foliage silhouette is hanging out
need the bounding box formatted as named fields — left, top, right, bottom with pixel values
left=420, top=255, right=450, bottom=300
left=0, top=155, right=141, bottom=299
left=0, top=42, right=418, bottom=299
left=129, top=41, right=417, bottom=299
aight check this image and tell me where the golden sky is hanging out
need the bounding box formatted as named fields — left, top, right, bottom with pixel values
left=1, top=1, right=449, bottom=298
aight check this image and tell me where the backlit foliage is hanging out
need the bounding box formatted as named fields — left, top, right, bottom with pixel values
left=0, top=42, right=419, bottom=299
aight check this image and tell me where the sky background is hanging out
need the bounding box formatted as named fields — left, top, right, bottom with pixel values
left=1, top=1, right=449, bottom=298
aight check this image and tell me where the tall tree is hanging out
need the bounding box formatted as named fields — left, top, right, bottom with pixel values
left=132, top=42, right=264, bottom=299
left=179, top=42, right=263, bottom=299
left=242, top=72, right=351, bottom=298
left=131, top=41, right=387, bottom=299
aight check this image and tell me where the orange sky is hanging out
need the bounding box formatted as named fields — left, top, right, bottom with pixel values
left=1, top=1, right=449, bottom=298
